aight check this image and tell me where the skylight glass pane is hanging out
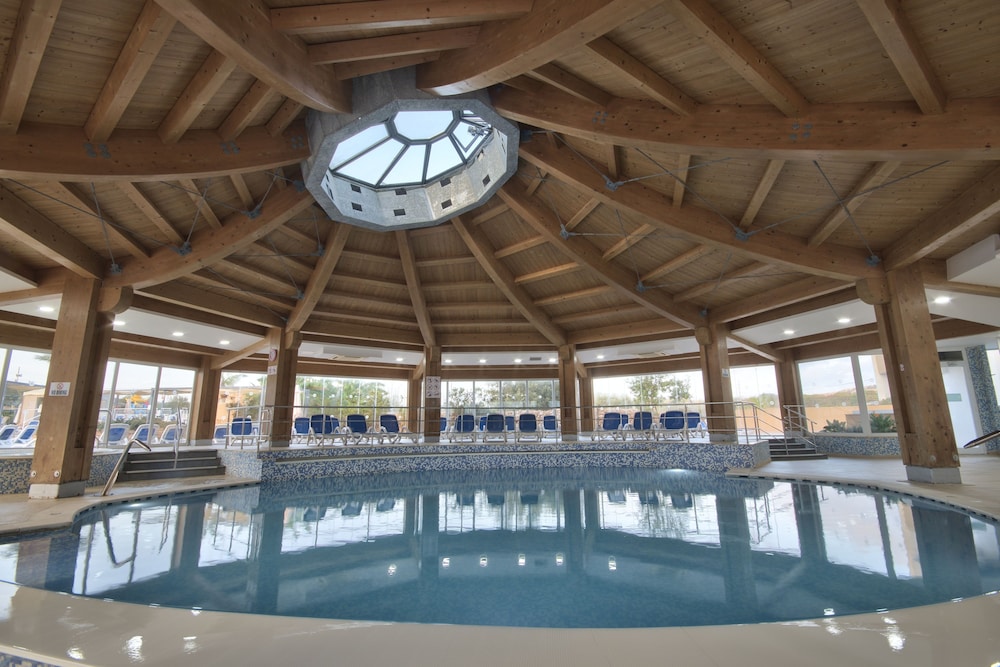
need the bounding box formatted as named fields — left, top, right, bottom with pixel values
left=393, top=110, right=455, bottom=141
left=455, top=121, right=490, bottom=158
left=329, top=123, right=389, bottom=169
left=335, top=138, right=405, bottom=185
left=381, top=145, right=428, bottom=186
left=426, top=139, right=462, bottom=180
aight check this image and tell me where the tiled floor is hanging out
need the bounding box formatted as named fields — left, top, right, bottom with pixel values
left=0, top=454, right=999, bottom=666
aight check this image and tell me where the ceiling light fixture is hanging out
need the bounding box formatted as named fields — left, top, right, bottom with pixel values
left=933, top=295, right=952, bottom=305
left=837, top=317, right=851, bottom=324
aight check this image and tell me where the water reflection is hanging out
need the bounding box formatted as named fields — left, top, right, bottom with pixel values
left=0, top=468, right=998, bottom=629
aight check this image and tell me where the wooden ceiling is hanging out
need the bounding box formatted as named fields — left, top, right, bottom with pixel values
left=0, top=0, right=998, bottom=370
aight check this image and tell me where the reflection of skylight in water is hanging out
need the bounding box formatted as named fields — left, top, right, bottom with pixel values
left=329, top=109, right=492, bottom=189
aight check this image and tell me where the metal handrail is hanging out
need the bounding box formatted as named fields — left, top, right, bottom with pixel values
left=101, top=437, right=151, bottom=496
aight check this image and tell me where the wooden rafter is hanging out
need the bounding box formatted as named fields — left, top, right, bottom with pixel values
left=451, top=215, right=568, bottom=347
left=117, top=182, right=183, bottom=245
left=309, top=26, right=479, bottom=64
left=666, top=0, right=808, bottom=116
left=883, top=164, right=1000, bottom=271
left=45, top=182, right=149, bottom=259
left=0, top=122, right=309, bottom=181
left=641, top=245, right=715, bottom=284
left=85, top=1, right=176, bottom=142
left=585, top=37, right=697, bottom=115
left=528, top=64, right=613, bottom=107
left=218, top=80, right=277, bottom=142
left=491, top=86, right=1000, bottom=161
left=286, top=223, right=351, bottom=332
left=856, top=0, right=946, bottom=114
left=138, top=281, right=286, bottom=328
left=396, top=230, right=436, bottom=347
left=272, top=0, right=532, bottom=34
left=104, top=186, right=315, bottom=289
left=417, top=0, right=662, bottom=95
left=739, top=160, right=784, bottom=229
left=333, top=53, right=441, bottom=81
left=519, top=138, right=882, bottom=280
left=0, top=0, right=62, bottom=134
left=130, top=294, right=266, bottom=337
left=675, top=262, right=768, bottom=303
left=159, top=50, right=237, bottom=144
left=709, top=276, right=850, bottom=323
left=499, top=182, right=705, bottom=329
left=156, top=0, right=351, bottom=113
left=807, top=161, right=900, bottom=247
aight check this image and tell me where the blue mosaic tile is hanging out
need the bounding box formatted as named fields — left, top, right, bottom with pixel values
left=0, top=651, right=60, bottom=667
left=812, top=434, right=900, bottom=457
left=966, top=345, right=1000, bottom=453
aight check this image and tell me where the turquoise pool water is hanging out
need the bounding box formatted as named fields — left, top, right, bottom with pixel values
left=1, top=468, right=998, bottom=629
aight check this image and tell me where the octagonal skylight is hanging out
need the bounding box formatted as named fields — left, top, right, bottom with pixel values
left=302, top=69, right=519, bottom=231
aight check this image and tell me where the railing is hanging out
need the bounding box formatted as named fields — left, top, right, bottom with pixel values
left=101, top=437, right=151, bottom=496
left=219, top=402, right=795, bottom=449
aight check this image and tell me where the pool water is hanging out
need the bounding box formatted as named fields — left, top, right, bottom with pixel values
left=1, top=468, right=998, bottom=629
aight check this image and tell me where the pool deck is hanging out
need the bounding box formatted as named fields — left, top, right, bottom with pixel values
left=0, top=453, right=999, bottom=666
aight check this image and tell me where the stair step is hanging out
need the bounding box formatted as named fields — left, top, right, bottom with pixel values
left=120, top=449, right=225, bottom=482
left=118, top=466, right=227, bottom=482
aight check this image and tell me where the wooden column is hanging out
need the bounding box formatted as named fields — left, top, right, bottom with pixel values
left=189, top=356, right=222, bottom=446
left=558, top=345, right=579, bottom=440
left=29, top=281, right=126, bottom=499
left=858, top=265, right=960, bottom=483
left=578, top=374, right=595, bottom=433
left=406, top=373, right=422, bottom=434
left=262, top=328, right=300, bottom=448
left=697, top=324, right=737, bottom=443
left=775, top=351, right=802, bottom=431
left=422, top=346, right=442, bottom=442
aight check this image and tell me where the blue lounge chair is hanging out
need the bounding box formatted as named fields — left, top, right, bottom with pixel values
left=505, top=415, right=515, bottom=433
left=656, top=410, right=686, bottom=440
left=482, top=413, right=506, bottom=443
left=345, top=414, right=374, bottom=444
left=592, top=412, right=626, bottom=441
left=379, top=414, right=417, bottom=444
left=542, top=415, right=559, bottom=439
left=104, top=422, right=130, bottom=447
left=292, top=416, right=311, bottom=444
left=0, top=424, right=16, bottom=445
left=516, top=413, right=540, bottom=442
left=309, top=414, right=343, bottom=446
left=132, top=423, right=157, bottom=445
left=227, top=417, right=254, bottom=448
left=629, top=411, right=654, bottom=440
left=157, top=424, right=180, bottom=445
left=212, top=424, right=228, bottom=445
left=11, top=423, right=37, bottom=447
left=449, top=414, right=476, bottom=442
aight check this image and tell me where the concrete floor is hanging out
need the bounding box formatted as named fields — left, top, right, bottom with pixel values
left=0, top=453, right=998, bottom=666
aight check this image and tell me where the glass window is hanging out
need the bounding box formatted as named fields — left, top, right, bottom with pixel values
left=799, top=357, right=860, bottom=432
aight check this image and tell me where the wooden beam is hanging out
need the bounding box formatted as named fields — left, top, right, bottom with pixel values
left=641, top=245, right=714, bottom=283
left=672, top=154, right=691, bottom=207
left=709, top=276, right=850, bottom=323
left=417, top=0, right=662, bottom=95
left=675, top=261, right=768, bottom=302
left=883, top=164, right=1000, bottom=271
left=286, top=223, right=351, bottom=332
left=271, top=0, right=532, bottom=34
left=856, top=0, right=946, bottom=114
left=159, top=50, right=237, bottom=144
left=211, top=338, right=269, bottom=370
left=156, top=0, right=351, bottom=113
left=310, top=26, right=479, bottom=64
left=218, top=80, right=277, bottom=142
left=178, top=178, right=222, bottom=229
left=603, top=224, right=654, bottom=261
left=0, top=0, right=62, bottom=133
left=565, top=198, right=600, bottom=231
left=807, top=161, right=900, bottom=247
left=85, top=1, right=176, bottom=142
left=333, top=52, right=441, bottom=81
left=116, top=182, right=183, bottom=244
left=534, top=285, right=613, bottom=307
left=0, top=184, right=105, bottom=278
left=139, top=281, right=286, bottom=327
left=499, top=181, right=706, bottom=329
left=727, top=332, right=781, bottom=363
left=515, top=262, right=579, bottom=284
left=0, top=272, right=68, bottom=306
left=452, top=215, right=568, bottom=347
left=729, top=287, right=856, bottom=330
left=495, top=236, right=546, bottom=259
left=528, top=64, right=613, bottom=107
left=105, top=186, right=316, bottom=289
left=667, top=0, right=808, bottom=116
left=520, top=139, right=882, bottom=280
left=229, top=173, right=254, bottom=210
left=44, top=183, right=150, bottom=260
left=266, top=98, right=304, bottom=137
left=0, top=121, right=309, bottom=181
left=585, top=37, right=697, bottom=115
left=0, top=247, right=37, bottom=286
left=129, top=294, right=267, bottom=337
left=491, top=86, right=1000, bottom=162
left=396, top=230, right=436, bottom=347
left=739, top=159, right=784, bottom=229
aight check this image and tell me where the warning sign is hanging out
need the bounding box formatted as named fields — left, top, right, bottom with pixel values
left=49, top=382, right=71, bottom=396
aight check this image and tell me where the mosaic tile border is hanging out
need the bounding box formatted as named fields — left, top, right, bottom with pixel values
left=811, top=434, right=901, bottom=457
left=0, top=452, right=119, bottom=495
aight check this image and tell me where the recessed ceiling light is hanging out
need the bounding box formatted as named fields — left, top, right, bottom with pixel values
left=933, top=295, right=952, bottom=305
left=113, top=320, right=125, bottom=326
left=444, top=359, right=452, bottom=364
left=596, top=354, right=605, bottom=360
left=548, top=357, right=557, bottom=363
left=219, top=340, right=230, bottom=346
left=396, top=357, right=404, bottom=362
left=479, top=359, right=487, bottom=364
left=514, top=358, right=522, bottom=363
left=38, top=305, right=54, bottom=313
left=172, top=331, right=185, bottom=337
left=783, top=329, right=795, bottom=335
left=837, top=317, right=851, bottom=324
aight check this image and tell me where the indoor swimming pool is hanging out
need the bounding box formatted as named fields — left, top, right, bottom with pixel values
left=1, top=467, right=998, bottom=630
